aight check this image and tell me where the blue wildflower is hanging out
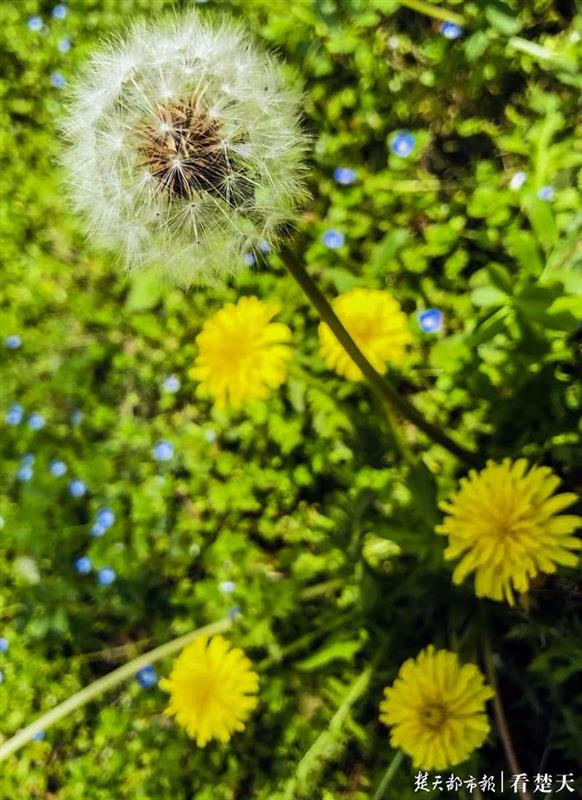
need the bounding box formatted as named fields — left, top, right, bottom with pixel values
left=418, top=308, right=444, bottom=334
left=91, top=522, right=106, bottom=538
left=258, top=239, right=271, bottom=253
left=509, top=171, right=527, bottom=191
left=17, top=465, right=34, bottom=482
left=71, top=409, right=83, bottom=425
left=69, top=479, right=87, bottom=497
left=135, top=665, right=158, bottom=689
left=27, top=16, right=43, bottom=32
left=5, top=335, right=22, bottom=349
left=74, top=555, right=92, bottom=575
left=22, top=454, right=35, bottom=466
left=32, top=730, right=45, bottom=741
left=27, top=413, right=45, bottom=431
left=52, top=4, right=67, bottom=19
left=333, top=167, right=357, bottom=186
left=58, top=38, right=72, bottom=53
left=538, top=185, right=554, bottom=201
left=153, top=441, right=174, bottom=461
left=0, top=670, right=3, bottom=685
left=204, top=429, right=217, bottom=443
left=244, top=252, right=256, bottom=266
left=51, top=72, right=66, bottom=89
left=439, top=21, right=463, bottom=40
left=162, top=375, right=181, bottom=394
left=322, top=229, right=345, bottom=249
left=6, top=404, right=23, bottom=425
left=96, top=507, right=115, bottom=529
left=0, top=637, right=9, bottom=653
left=219, top=580, right=236, bottom=594
left=390, top=131, right=416, bottom=158
left=49, top=459, right=67, bottom=477
left=98, top=567, right=117, bottom=586
left=228, top=605, right=242, bottom=620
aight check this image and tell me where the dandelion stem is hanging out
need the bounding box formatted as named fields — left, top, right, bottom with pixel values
left=372, top=750, right=405, bottom=800
left=482, top=632, right=532, bottom=800
left=397, top=0, right=464, bottom=26
left=279, top=245, right=480, bottom=467
left=0, top=617, right=233, bottom=763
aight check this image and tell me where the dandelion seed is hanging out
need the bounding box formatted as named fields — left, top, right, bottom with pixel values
left=333, top=166, right=357, bottom=186
left=322, top=229, right=345, bottom=249
left=439, top=21, right=463, bottom=40
left=161, top=635, right=259, bottom=746
left=74, top=555, right=92, bottom=574
left=509, top=171, right=527, bottom=190
left=5, top=335, right=22, bottom=349
left=390, top=131, right=416, bottom=158
left=61, top=11, right=308, bottom=286
left=380, top=646, right=493, bottom=770
left=418, top=308, right=443, bottom=333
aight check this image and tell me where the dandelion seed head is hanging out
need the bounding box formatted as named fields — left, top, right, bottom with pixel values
left=61, top=12, right=308, bottom=286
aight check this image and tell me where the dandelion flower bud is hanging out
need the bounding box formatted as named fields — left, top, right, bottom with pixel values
left=61, top=12, right=308, bottom=285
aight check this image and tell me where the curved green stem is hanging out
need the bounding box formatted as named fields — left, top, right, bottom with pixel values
left=398, top=0, right=463, bottom=26
left=373, top=750, right=405, bottom=800
left=0, top=617, right=233, bottom=763
left=279, top=245, right=480, bottom=467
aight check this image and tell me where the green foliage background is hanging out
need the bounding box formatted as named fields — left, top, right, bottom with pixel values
left=1, top=0, right=581, bottom=797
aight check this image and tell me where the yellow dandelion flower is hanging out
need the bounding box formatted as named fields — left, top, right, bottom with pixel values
left=437, top=458, right=582, bottom=605
left=379, top=645, right=494, bottom=770
left=191, top=296, right=292, bottom=408
left=160, top=635, right=259, bottom=747
left=318, top=288, right=411, bottom=380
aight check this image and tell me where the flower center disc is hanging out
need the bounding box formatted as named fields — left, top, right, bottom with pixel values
left=421, top=703, right=448, bottom=730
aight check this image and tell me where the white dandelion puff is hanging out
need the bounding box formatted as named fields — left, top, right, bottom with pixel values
left=60, top=12, right=309, bottom=285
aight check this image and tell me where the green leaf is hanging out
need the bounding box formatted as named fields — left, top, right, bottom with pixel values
left=469, top=306, right=511, bottom=345
left=297, top=638, right=363, bottom=671
left=527, top=198, right=558, bottom=249
left=471, top=286, right=508, bottom=307
left=370, top=229, right=409, bottom=272
left=485, top=5, right=522, bottom=35
left=125, top=269, right=165, bottom=311
left=504, top=231, right=544, bottom=276
left=487, top=262, right=514, bottom=295
left=406, top=461, right=439, bottom=527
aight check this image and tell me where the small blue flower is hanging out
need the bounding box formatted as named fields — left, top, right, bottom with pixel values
left=17, top=465, right=34, bottom=482
left=258, top=239, right=271, bottom=253
left=52, top=4, right=67, bottom=19
left=32, top=730, right=45, bottom=741
left=509, top=171, right=527, bottom=191
left=322, top=229, right=345, bottom=249
left=219, top=580, right=236, bottom=594
left=96, top=507, right=115, bottom=529
left=5, top=335, right=22, bottom=349
left=538, top=185, right=554, bottom=201
left=98, top=567, right=117, bottom=586
left=74, top=555, right=92, bottom=575
left=69, top=479, right=87, bottom=498
left=153, top=441, right=174, bottom=462
left=333, top=167, right=357, bottom=186
left=204, top=429, right=217, bottom=443
left=439, top=21, right=463, bottom=40
left=244, top=252, right=256, bottom=266
left=22, top=454, right=35, bottom=466
left=418, top=308, right=444, bottom=334
left=50, top=459, right=67, bottom=477
left=5, top=404, right=24, bottom=426
left=50, top=72, right=66, bottom=89
left=228, top=605, right=242, bottom=620
left=71, top=409, right=83, bottom=425
left=57, top=37, right=72, bottom=53
left=0, top=637, right=9, bottom=653
left=162, top=374, right=181, bottom=394
left=390, top=131, right=416, bottom=158
left=27, top=413, right=45, bottom=431
left=91, top=522, right=106, bottom=538
left=27, top=16, right=43, bottom=31
left=135, top=665, right=158, bottom=689
left=0, top=670, right=3, bottom=684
